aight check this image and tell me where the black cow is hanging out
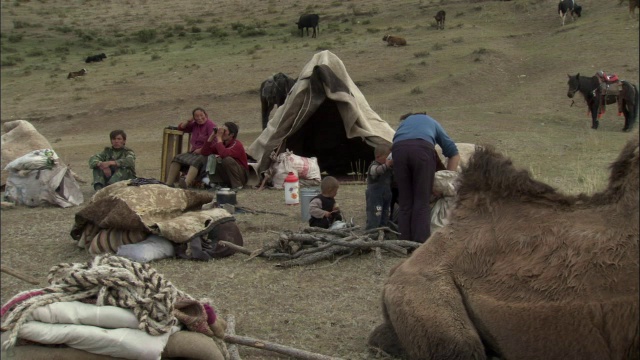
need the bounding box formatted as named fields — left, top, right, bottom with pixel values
left=296, top=14, right=319, bottom=38
left=85, top=53, right=107, bottom=63
left=558, top=0, right=582, bottom=26
left=434, top=10, right=446, bottom=30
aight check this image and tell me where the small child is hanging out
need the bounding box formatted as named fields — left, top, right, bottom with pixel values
left=366, top=145, right=393, bottom=230
left=308, top=176, right=343, bottom=228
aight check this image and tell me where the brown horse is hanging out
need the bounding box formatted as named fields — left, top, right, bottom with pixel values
left=369, top=138, right=639, bottom=360
left=567, top=73, right=638, bottom=131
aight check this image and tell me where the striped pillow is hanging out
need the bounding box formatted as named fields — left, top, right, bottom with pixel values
left=88, top=228, right=148, bottom=255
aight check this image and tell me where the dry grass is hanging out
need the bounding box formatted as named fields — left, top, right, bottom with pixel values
left=1, top=0, right=638, bottom=358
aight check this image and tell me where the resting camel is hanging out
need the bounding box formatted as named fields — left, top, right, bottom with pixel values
left=369, top=137, right=639, bottom=360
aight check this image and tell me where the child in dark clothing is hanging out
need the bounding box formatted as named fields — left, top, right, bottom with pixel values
left=366, top=145, right=393, bottom=230
left=308, top=176, right=343, bottom=228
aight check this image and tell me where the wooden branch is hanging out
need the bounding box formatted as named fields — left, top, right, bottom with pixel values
left=235, top=206, right=288, bottom=216
left=374, top=230, right=384, bottom=276
left=303, top=227, right=351, bottom=237
left=224, top=334, right=342, bottom=360
left=219, top=241, right=253, bottom=255
left=1, top=264, right=40, bottom=285
left=318, top=236, right=407, bottom=256
left=247, top=242, right=282, bottom=260
left=224, top=314, right=242, bottom=360
left=363, top=226, right=401, bottom=235
left=276, top=245, right=349, bottom=268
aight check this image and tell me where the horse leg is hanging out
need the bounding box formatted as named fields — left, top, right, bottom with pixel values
left=590, top=102, right=600, bottom=129
left=261, top=98, right=272, bottom=130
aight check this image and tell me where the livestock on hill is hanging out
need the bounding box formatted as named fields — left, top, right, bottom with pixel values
left=67, top=68, right=88, bottom=79
left=558, top=0, right=582, bottom=26
left=630, top=0, right=639, bottom=18
left=566, top=72, right=638, bottom=131
left=434, top=10, right=446, bottom=30
left=382, top=35, right=406, bottom=46
left=296, top=14, right=319, bottom=38
left=260, top=73, right=296, bottom=130
left=85, top=53, right=106, bottom=63
left=369, top=137, right=640, bottom=360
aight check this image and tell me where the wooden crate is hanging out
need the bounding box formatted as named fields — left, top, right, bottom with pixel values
left=160, top=128, right=189, bottom=183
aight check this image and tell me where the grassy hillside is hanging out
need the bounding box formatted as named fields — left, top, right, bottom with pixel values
left=1, top=0, right=638, bottom=358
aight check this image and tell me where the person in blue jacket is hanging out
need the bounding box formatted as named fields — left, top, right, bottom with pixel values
left=391, top=112, right=460, bottom=243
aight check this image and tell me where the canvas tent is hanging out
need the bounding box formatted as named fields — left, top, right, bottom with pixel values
left=248, top=50, right=395, bottom=177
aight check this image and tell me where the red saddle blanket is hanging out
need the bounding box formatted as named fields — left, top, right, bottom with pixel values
left=597, top=72, right=619, bottom=83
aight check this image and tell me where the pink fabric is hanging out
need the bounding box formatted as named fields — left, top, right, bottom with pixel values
left=203, top=303, right=216, bottom=325
left=1, top=290, right=45, bottom=317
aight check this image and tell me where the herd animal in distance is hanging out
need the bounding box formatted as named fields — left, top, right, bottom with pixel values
left=296, top=14, right=319, bottom=38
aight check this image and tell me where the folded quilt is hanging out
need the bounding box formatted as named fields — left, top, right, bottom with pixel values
left=26, top=301, right=139, bottom=329
left=17, top=321, right=179, bottom=360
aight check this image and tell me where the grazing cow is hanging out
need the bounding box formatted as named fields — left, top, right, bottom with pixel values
left=558, top=0, right=582, bottom=26
left=382, top=35, right=407, bottom=46
left=85, top=53, right=107, bottom=63
left=67, top=68, right=88, bottom=79
left=434, top=10, right=446, bottom=30
left=630, top=0, right=639, bottom=19
left=296, top=14, right=320, bottom=38
left=369, top=138, right=640, bottom=360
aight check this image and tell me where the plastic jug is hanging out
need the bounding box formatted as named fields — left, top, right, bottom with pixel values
left=284, top=172, right=299, bottom=205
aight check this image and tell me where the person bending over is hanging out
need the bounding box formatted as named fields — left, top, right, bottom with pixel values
left=89, top=129, right=136, bottom=191
left=392, top=112, right=459, bottom=243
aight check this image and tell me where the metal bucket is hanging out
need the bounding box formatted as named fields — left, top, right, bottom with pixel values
left=300, top=187, right=320, bottom=222
left=216, top=188, right=237, bottom=205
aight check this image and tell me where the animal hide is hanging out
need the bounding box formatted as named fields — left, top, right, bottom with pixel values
left=369, top=137, right=639, bottom=360
left=70, top=181, right=242, bottom=260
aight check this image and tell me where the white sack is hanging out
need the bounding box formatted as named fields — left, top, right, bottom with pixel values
left=5, top=149, right=59, bottom=171
left=4, top=165, right=84, bottom=207
left=117, top=235, right=176, bottom=263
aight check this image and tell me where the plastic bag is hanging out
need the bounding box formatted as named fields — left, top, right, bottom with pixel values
left=4, top=149, right=59, bottom=171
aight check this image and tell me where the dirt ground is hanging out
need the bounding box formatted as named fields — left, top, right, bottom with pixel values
left=1, top=0, right=638, bottom=358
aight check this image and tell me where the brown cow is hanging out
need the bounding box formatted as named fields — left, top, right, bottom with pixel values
left=382, top=35, right=406, bottom=46
left=369, top=138, right=639, bottom=360
left=434, top=10, right=446, bottom=30
left=67, top=68, right=88, bottom=79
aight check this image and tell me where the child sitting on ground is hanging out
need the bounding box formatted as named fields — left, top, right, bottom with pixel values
left=308, top=176, right=343, bottom=228
left=366, top=145, right=393, bottom=230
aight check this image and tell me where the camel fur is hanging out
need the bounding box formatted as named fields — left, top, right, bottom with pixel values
left=368, top=137, right=639, bottom=360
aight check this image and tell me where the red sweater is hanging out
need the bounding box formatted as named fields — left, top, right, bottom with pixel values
left=201, top=138, right=248, bottom=170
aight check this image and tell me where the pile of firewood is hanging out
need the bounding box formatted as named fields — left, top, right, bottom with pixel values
left=219, top=226, right=421, bottom=268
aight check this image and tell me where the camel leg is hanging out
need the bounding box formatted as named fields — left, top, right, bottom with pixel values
left=383, top=274, right=487, bottom=360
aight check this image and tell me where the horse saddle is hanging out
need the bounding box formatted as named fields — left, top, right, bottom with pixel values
left=599, top=81, right=623, bottom=96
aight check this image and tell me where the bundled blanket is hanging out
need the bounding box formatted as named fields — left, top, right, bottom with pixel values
left=0, top=255, right=228, bottom=360
left=70, top=181, right=243, bottom=260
